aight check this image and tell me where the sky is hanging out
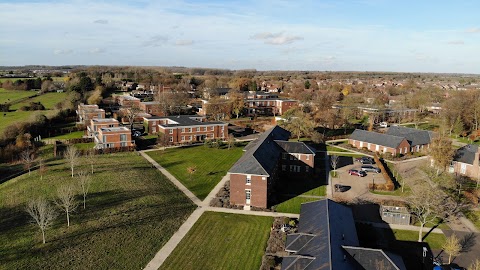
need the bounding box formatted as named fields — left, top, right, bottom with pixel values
left=0, top=0, right=479, bottom=73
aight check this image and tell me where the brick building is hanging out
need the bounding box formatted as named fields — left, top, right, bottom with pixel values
left=76, top=104, right=105, bottom=124
left=87, top=118, right=119, bottom=137
left=139, top=101, right=163, bottom=116
left=117, top=95, right=141, bottom=107
left=228, top=126, right=316, bottom=209
left=143, top=115, right=228, bottom=144
left=451, top=144, right=480, bottom=178
left=94, top=127, right=134, bottom=149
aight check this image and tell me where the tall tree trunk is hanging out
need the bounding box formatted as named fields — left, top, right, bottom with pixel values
left=83, top=195, right=86, bottom=209
left=91, top=164, right=94, bottom=174
left=71, top=167, right=74, bottom=178
left=418, top=223, right=424, bottom=242
left=66, top=211, right=70, bottom=227
left=41, top=229, right=46, bottom=244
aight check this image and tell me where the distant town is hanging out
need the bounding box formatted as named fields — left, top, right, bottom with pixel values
left=1, top=65, right=480, bottom=270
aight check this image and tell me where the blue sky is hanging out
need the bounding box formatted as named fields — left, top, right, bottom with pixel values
left=0, top=0, right=479, bottom=73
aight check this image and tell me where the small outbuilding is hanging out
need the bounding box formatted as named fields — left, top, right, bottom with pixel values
left=380, top=205, right=410, bottom=226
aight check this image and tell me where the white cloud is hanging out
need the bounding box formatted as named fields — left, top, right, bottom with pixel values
left=447, top=40, right=464, bottom=45
left=251, top=31, right=303, bottom=45
left=142, top=35, right=169, bottom=47
left=466, top=27, right=480, bottom=33
left=89, top=48, right=106, bottom=53
left=93, top=19, right=108, bottom=24
left=175, top=39, right=194, bottom=46
left=53, top=49, right=73, bottom=55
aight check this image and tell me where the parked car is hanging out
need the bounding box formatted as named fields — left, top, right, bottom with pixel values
left=379, top=122, right=389, bottom=128
left=334, top=184, right=351, bottom=192
left=360, top=165, right=381, bottom=173
left=355, top=156, right=374, bottom=164
left=348, top=169, right=367, bottom=177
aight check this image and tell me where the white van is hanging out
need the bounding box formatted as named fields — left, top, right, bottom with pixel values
left=379, top=122, right=389, bottom=128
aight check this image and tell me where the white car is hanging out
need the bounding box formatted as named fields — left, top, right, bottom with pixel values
left=379, top=122, right=389, bottom=128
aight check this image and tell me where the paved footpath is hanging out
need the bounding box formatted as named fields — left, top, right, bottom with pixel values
left=140, top=150, right=299, bottom=270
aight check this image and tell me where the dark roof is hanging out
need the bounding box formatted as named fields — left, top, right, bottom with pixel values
left=350, top=129, right=407, bottom=149
left=228, top=126, right=290, bottom=176
left=343, top=246, right=407, bottom=270
left=275, top=141, right=316, bottom=154
left=144, top=115, right=226, bottom=127
left=282, top=199, right=361, bottom=270
left=386, top=126, right=434, bottom=146
left=454, top=144, right=479, bottom=165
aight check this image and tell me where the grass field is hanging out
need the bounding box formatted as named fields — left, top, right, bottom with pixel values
left=73, top=142, right=95, bottom=150
left=0, top=110, right=58, bottom=134
left=0, top=151, right=195, bottom=269
left=274, top=196, right=321, bottom=214
left=0, top=88, right=37, bottom=104
left=391, top=229, right=446, bottom=249
left=160, top=211, right=272, bottom=270
left=146, top=145, right=244, bottom=200
left=10, top=92, right=67, bottom=110
left=46, top=130, right=84, bottom=140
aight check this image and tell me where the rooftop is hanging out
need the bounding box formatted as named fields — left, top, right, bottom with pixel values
left=350, top=129, right=406, bottom=149
left=92, top=118, right=119, bottom=123
left=100, top=127, right=130, bottom=132
left=145, top=115, right=226, bottom=127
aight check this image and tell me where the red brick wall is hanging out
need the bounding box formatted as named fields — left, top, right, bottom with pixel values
left=349, top=139, right=411, bottom=155
left=230, top=173, right=268, bottom=208
left=159, top=125, right=228, bottom=144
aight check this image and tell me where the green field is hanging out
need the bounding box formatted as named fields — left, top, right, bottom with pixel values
left=161, top=212, right=272, bottom=270
left=146, top=145, right=244, bottom=200
left=46, top=130, right=84, bottom=140
left=0, top=151, right=195, bottom=269
left=0, top=88, right=37, bottom=104
left=391, top=229, right=446, bottom=249
left=274, top=196, right=321, bottom=214
left=10, top=92, right=67, bottom=110
left=0, top=110, right=58, bottom=134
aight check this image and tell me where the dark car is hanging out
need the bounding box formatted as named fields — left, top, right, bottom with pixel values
left=355, top=156, right=374, bottom=164
left=348, top=169, right=367, bottom=177
left=334, top=184, right=351, bottom=192
left=360, top=165, right=381, bottom=173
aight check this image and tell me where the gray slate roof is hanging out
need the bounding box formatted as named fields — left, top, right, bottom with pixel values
left=144, top=115, right=226, bottom=127
left=350, top=129, right=407, bottom=149
left=342, top=246, right=407, bottom=270
left=282, top=199, right=360, bottom=270
left=228, top=126, right=290, bottom=176
left=386, top=126, right=434, bottom=147
left=275, top=141, right=316, bottom=155
left=454, top=144, right=479, bottom=165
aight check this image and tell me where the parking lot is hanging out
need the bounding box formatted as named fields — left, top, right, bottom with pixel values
left=330, top=156, right=386, bottom=201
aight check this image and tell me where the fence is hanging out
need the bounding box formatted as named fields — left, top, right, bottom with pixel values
left=380, top=205, right=411, bottom=225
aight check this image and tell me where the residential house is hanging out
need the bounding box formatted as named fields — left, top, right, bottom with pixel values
left=228, top=126, right=315, bottom=209
left=94, top=126, right=134, bottom=149
left=386, top=126, right=434, bottom=152
left=117, top=95, right=141, bottom=107
left=349, top=129, right=411, bottom=155
left=451, top=144, right=480, bottom=178
left=76, top=104, right=105, bottom=124
left=139, top=101, right=163, bottom=116
left=282, top=199, right=406, bottom=270
left=244, top=98, right=297, bottom=116
left=87, top=118, right=119, bottom=137
left=143, top=115, right=228, bottom=144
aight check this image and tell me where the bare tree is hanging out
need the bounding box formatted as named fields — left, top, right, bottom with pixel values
left=26, top=197, right=57, bottom=244
left=187, top=166, right=197, bottom=181
left=408, top=185, right=443, bottom=242
left=442, top=234, right=461, bottom=264
left=330, top=155, right=339, bottom=177
left=64, top=145, right=79, bottom=178
left=428, top=136, right=454, bottom=176
left=123, top=105, right=142, bottom=130
left=229, top=89, right=245, bottom=119
left=77, top=171, right=91, bottom=209
left=21, top=149, right=35, bottom=175
left=468, top=259, right=480, bottom=270
left=38, top=158, right=48, bottom=180
left=55, top=184, right=78, bottom=227
left=85, top=150, right=96, bottom=174
left=227, top=134, right=235, bottom=150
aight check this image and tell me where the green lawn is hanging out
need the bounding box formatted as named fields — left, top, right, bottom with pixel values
left=73, top=142, right=95, bottom=150
left=146, top=145, right=244, bottom=200
left=0, top=88, right=37, bottom=104
left=0, top=110, right=58, bottom=135
left=274, top=197, right=321, bottom=214
left=300, top=185, right=326, bottom=196
left=46, top=130, right=85, bottom=140
left=391, top=229, right=446, bottom=249
left=465, top=210, right=480, bottom=230
left=0, top=151, right=196, bottom=269
left=370, top=184, right=412, bottom=196
left=161, top=212, right=272, bottom=270
left=326, top=145, right=349, bottom=152
left=10, top=92, right=67, bottom=110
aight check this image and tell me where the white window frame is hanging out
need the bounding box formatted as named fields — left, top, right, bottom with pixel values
left=169, top=129, right=173, bottom=134
left=306, top=155, right=310, bottom=160
left=181, top=128, right=185, bottom=133
left=169, top=136, right=173, bottom=142
left=181, top=136, right=185, bottom=141
left=246, top=175, right=251, bottom=185
left=196, top=127, right=200, bottom=132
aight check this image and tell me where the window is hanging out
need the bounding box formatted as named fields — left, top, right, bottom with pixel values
left=181, top=136, right=185, bottom=141
left=169, top=136, right=173, bottom=142
left=306, top=155, right=310, bottom=160
left=109, top=124, right=114, bottom=128
left=121, top=142, right=127, bottom=147
left=169, top=129, right=173, bottom=134
left=210, top=126, right=214, bottom=131
left=102, top=135, right=107, bottom=143
left=187, top=136, right=192, bottom=141
left=461, top=163, right=467, bottom=174
left=203, top=127, right=207, bottom=131
left=120, top=134, right=127, bottom=141
left=282, top=165, right=286, bottom=171
left=181, top=128, right=185, bottom=133
left=196, top=127, right=200, bottom=132
left=152, top=127, right=156, bottom=133
left=290, top=165, right=294, bottom=172
left=282, top=153, right=288, bottom=160
left=305, top=166, right=309, bottom=172
left=290, top=155, right=294, bottom=160
left=246, top=175, right=251, bottom=185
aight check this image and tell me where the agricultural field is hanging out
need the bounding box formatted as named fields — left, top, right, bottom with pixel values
left=160, top=212, right=272, bottom=270
left=146, top=145, right=244, bottom=200
left=0, top=88, right=37, bottom=104
left=0, top=151, right=196, bottom=269
left=10, top=92, right=67, bottom=110
left=0, top=110, right=58, bottom=135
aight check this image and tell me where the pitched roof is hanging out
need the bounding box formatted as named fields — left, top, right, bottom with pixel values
left=386, top=126, right=434, bottom=146
left=228, top=126, right=290, bottom=175
left=342, top=246, right=407, bottom=270
left=350, top=129, right=407, bottom=149
left=144, top=115, right=226, bottom=127
left=275, top=141, right=316, bottom=155
left=454, top=144, right=479, bottom=165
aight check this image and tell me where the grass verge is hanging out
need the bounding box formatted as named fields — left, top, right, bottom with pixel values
left=391, top=229, right=446, bottom=249
left=161, top=211, right=272, bottom=270
left=274, top=197, right=321, bottom=214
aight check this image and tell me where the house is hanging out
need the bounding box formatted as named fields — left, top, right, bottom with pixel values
left=349, top=129, right=411, bottom=155
left=386, top=126, right=434, bottom=152
left=117, top=95, right=141, bottom=107
left=87, top=118, right=119, bottom=137
left=94, top=126, right=134, bottom=149
left=244, top=97, right=297, bottom=116
left=228, top=126, right=316, bottom=209
left=76, top=104, right=105, bottom=124
left=143, top=115, right=228, bottom=144
left=451, top=144, right=480, bottom=178
left=139, top=101, right=163, bottom=116
left=282, top=199, right=406, bottom=270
